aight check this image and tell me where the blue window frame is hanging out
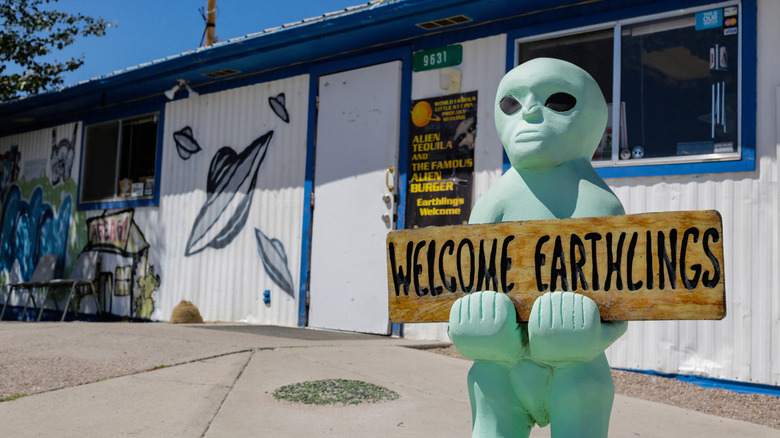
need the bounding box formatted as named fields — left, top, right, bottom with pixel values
left=78, top=105, right=165, bottom=210
left=506, top=0, right=755, bottom=178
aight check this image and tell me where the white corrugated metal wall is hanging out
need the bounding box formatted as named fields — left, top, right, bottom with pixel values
left=152, top=74, right=309, bottom=324
left=403, top=34, right=507, bottom=341
left=606, top=0, right=780, bottom=386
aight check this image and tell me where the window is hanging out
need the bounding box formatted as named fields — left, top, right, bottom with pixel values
left=514, top=2, right=745, bottom=173
left=81, top=113, right=159, bottom=205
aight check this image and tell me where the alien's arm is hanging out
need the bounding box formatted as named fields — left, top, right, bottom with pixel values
left=448, top=291, right=527, bottom=363
left=527, top=292, right=627, bottom=363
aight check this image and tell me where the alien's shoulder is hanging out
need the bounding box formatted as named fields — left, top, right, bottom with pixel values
left=576, top=176, right=626, bottom=216
left=469, top=176, right=512, bottom=223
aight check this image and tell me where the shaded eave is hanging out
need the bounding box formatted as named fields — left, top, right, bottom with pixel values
left=0, top=0, right=676, bottom=135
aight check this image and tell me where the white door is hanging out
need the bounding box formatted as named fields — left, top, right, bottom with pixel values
left=308, top=61, right=402, bottom=334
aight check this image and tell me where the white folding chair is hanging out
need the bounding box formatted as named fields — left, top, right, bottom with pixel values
left=9, top=254, right=59, bottom=321
left=0, top=261, right=23, bottom=320
left=38, top=251, right=101, bottom=321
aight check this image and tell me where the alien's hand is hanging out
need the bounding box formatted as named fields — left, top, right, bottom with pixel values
left=448, top=291, right=526, bottom=362
left=528, top=291, right=627, bottom=363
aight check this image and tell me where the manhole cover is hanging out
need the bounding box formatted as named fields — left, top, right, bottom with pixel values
left=273, top=379, right=400, bottom=405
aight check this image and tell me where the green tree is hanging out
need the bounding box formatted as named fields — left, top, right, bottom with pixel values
left=0, top=0, right=108, bottom=101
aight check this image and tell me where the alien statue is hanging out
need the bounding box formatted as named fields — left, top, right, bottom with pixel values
left=448, top=58, right=628, bottom=438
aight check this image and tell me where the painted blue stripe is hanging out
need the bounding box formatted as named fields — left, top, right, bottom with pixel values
left=614, top=368, right=780, bottom=397
left=393, top=48, right=414, bottom=339
left=396, top=51, right=413, bottom=231
left=298, top=71, right=319, bottom=328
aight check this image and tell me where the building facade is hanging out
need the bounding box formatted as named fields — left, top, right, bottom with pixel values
left=0, top=0, right=777, bottom=387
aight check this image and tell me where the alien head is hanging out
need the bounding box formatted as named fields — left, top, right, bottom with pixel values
left=495, top=58, right=607, bottom=170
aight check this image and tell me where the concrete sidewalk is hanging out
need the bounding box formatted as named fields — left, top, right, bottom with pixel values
left=0, top=322, right=776, bottom=437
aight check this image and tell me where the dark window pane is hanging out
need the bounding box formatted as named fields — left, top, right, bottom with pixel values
left=81, top=113, right=158, bottom=204
left=119, top=116, right=158, bottom=184
left=620, top=13, right=739, bottom=161
left=82, top=121, right=119, bottom=202
left=518, top=29, right=615, bottom=161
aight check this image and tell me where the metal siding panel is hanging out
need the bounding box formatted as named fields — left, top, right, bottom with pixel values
left=156, top=75, right=309, bottom=325
left=605, top=165, right=778, bottom=385
left=404, top=34, right=507, bottom=341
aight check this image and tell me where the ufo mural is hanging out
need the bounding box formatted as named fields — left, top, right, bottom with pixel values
left=255, top=228, right=295, bottom=297
left=173, top=126, right=202, bottom=160
left=268, top=93, right=290, bottom=123
left=184, top=130, right=273, bottom=256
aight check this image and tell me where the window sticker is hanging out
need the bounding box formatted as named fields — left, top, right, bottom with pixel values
left=723, top=7, right=738, bottom=36
left=696, top=9, right=723, bottom=31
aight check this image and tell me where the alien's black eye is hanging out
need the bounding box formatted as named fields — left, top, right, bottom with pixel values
left=499, top=95, right=522, bottom=115
left=545, top=92, right=577, bottom=112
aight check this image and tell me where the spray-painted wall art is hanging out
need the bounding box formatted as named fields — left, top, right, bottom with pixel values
left=173, top=126, right=202, bottom=160
left=184, top=130, right=273, bottom=256
left=178, top=87, right=296, bottom=296
left=50, top=124, right=77, bottom=186
left=0, top=145, right=20, bottom=193
left=0, top=185, right=71, bottom=280
left=157, top=75, right=309, bottom=324
left=0, top=122, right=89, bottom=313
left=84, top=209, right=159, bottom=319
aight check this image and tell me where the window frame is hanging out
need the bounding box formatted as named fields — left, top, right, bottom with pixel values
left=78, top=106, right=165, bottom=210
left=505, top=0, right=755, bottom=178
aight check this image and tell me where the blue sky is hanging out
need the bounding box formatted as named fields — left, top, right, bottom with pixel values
left=37, top=0, right=365, bottom=87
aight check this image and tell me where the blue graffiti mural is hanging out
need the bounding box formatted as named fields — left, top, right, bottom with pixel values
left=0, top=185, right=71, bottom=280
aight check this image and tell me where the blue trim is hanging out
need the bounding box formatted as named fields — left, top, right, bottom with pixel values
left=153, top=104, right=165, bottom=206
left=596, top=157, right=754, bottom=179
left=393, top=47, right=414, bottom=338
left=76, top=103, right=165, bottom=211
left=503, top=0, right=756, bottom=179
left=79, top=198, right=159, bottom=211
left=396, top=51, right=413, bottom=231
left=298, top=72, right=319, bottom=328
left=614, top=368, right=780, bottom=397
left=298, top=46, right=412, bottom=328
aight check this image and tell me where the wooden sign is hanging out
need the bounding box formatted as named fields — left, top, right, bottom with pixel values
left=387, top=211, right=725, bottom=322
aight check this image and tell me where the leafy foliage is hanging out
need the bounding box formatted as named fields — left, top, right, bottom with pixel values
left=0, top=0, right=108, bottom=101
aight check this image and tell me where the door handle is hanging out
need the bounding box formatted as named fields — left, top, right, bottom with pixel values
left=385, top=166, right=395, bottom=192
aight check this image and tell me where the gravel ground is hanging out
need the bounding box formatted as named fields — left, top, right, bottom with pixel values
left=426, top=345, right=780, bottom=430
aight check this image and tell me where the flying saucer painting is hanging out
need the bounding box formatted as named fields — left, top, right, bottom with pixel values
left=255, top=228, right=295, bottom=297
left=173, top=126, right=202, bottom=160
left=184, top=130, right=273, bottom=256
left=268, top=93, right=290, bottom=123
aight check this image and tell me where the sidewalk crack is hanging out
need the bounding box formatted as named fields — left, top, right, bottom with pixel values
left=200, top=349, right=254, bottom=437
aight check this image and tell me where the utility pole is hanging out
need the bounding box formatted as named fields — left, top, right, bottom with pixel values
left=205, top=0, right=216, bottom=46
